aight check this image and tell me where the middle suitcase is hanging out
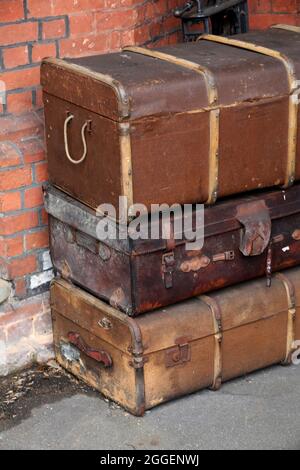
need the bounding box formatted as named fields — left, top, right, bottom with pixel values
left=44, top=183, right=300, bottom=316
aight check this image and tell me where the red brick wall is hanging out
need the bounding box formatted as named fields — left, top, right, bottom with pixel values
left=0, top=0, right=299, bottom=375
left=249, top=0, right=299, bottom=28
left=0, top=0, right=179, bottom=375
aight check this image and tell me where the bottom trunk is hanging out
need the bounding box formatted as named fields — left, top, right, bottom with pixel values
left=51, top=267, right=300, bottom=416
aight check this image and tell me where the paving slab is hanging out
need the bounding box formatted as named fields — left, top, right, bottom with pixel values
left=0, top=364, right=299, bottom=450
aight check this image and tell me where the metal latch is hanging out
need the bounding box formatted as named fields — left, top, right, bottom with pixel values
left=162, top=252, right=176, bottom=289
left=165, top=337, right=191, bottom=368
left=236, top=200, right=271, bottom=256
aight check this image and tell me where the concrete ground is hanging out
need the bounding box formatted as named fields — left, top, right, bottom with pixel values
left=0, top=364, right=299, bottom=450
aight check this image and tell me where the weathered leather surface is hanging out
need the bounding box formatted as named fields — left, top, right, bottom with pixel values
left=51, top=268, right=300, bottom=415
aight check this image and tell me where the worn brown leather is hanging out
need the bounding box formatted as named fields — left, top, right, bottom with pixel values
left=41, top=28, right=300, bottom=218
left=45, top=183, right=300, bottom=315
left=51, top=268, right=300, bottom=415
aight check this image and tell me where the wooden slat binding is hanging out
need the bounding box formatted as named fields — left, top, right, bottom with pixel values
left=275, top=273, right=297, bottom=365
left=199, top=295, right=223, bottom=390
left=123, top=46, right=220, bottom=204
left=272, top=24, right=300, bottom=34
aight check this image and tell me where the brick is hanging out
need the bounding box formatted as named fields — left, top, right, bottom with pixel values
left=0, top=211, right=39, bottom=236
left=0, top=191, right=22, bottom=212
left=0, top=22, right=38, bottom=46
left=20, top=138, right=45, bottom=164
left=34, top=311, right=52, bottom=336
left=167, top=0, right=180, bottom=10
left=6, top=317, right=34, bottom=344
left=149, top=21, right=163, bottom=40
left=0, top=0, right=25, bottom=23
left=95, top=10, right=138, bottom=31
left=0, top=142, right=22, bottom=168
left=6, top=254, right=37, bottom=278
left=42, top=18, right=67, bottom=40
left=110, top=31, right=121, bottom=51
left=31, top=42, right=57, bottom=63
left=40, top=208, right=48, bottom=226
left=248, top=0, right=272, bottom=12
left=0, top=166, right=32, bottom=191
left=161, top=15, right=180, bottom=32
left=120, top=29, right=135, bottom=48
left=0, top=295, right=45, bottom=322
left=24, top=186, right=43, bottom=208
left=6, top=90, right=33, bottom=115
left=0, top=235, right=23, bottom=258
left=0, top=113, right=43, bottom=143
left=30, top=269, right=53, bottom=291
left=42, top=250, right=52, bottom=270
left=60, top=34, right=110, bottom=57
left=34, top=161, right=48, bottom=183
left=1, top=67, right=41, bottom=92
left=250, top=13, right=297, bottom=29
left=133, top=25, right=151, bottom=45
left=3, top=46, right=28, bottom=69
left=27, top=0, right=53, bottom=18
left=69, top=13, right=95, bottom=36
left=272, top=0, right=297, bottom=13
left=25, top=228, right=49, bottom=250
left=120, top=0, right=139, bottom=6
left=13, top=277, right=27, bottom=298
left=107, top=0, right=121, bottom=6
left=35, top=87, right=43, bottom=108
left=52, top=0, right=104, bottom=15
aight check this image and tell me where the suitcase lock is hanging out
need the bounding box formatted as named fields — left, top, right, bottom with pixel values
left=165, top=337, right=191, bottom=368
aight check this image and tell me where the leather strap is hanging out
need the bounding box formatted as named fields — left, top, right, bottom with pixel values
left=123, top=46, right=220, bottom=204
left=275, top=273, right=297, bottom=365
left=199, top=34, right=299, bottom=189
left=199, top=295, right=223, bottom=390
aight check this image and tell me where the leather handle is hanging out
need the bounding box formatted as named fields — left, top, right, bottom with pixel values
left=67, top=332, right=113, bottom=368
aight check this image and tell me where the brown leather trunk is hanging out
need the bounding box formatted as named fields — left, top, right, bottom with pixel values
left=41, top=26, right=300, bottom=221
left=45, top=183, right=300, bottom=316
left=51, top=267, right=300, bottom=416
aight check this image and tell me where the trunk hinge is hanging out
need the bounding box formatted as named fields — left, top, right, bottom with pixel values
left=162, top=252, right=176, bottom=289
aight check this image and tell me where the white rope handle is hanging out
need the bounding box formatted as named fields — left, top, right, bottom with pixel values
left=64, top=114, right=88, bottom=165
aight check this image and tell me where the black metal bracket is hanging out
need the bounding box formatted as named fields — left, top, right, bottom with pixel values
left=174, top=0, right=249, bottom=42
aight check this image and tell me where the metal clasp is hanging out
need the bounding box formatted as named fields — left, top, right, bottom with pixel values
left=165, top=337, right=191, bottom=368
left=162, top=252, right=176, bottom=289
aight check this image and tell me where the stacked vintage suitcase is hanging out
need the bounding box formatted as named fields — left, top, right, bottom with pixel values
left=42, top=25, right=300, bottom=416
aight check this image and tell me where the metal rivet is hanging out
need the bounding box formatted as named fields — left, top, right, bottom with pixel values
left=292, top=229, right=300, bottom=241
left=98, top=317, right=113, bottom=330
